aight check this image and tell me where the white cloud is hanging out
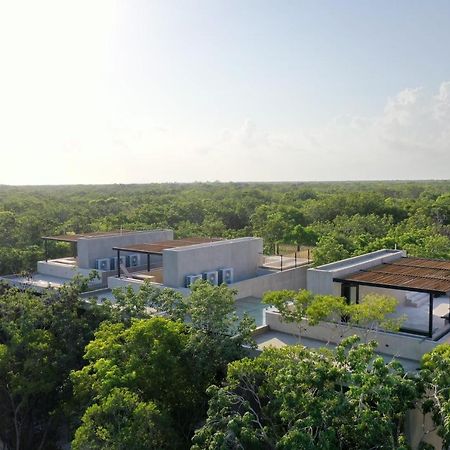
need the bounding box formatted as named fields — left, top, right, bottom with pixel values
left=193, top=81, right=450, bottom=181
left=1, top=78, right=449, bottom=183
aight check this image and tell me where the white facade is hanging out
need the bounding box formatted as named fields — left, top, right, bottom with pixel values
left=77, top=229, right=173, bottom=269
left=162, top=237, right=263, bottom=288
left=306, top=249, right=405, bottom=296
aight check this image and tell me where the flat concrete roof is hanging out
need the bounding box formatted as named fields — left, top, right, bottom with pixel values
left=112, top=237, right=224, bottom=254
left=1, top=273, right=69, bottom=290
left=166, top=236, right=260, bottom=253
left=314, top=249, right=403, bottom=272
left=42, top=230, right=165, bottom=243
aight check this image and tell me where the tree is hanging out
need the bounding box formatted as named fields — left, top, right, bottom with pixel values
left=420, top=344, right=450, bottom=448
left=72, top=281, right=257, bottom=449
left=185, top=281, right=256, bottom=386
left=109, top=282, right=186, bottom=325
left=72, top=388, right=173, bottom=450
left=313, top=236, right=350, bottom=266
left=72, top=318, right=195, bottom=449
left=263, top=290, right=403, bottom=344
left=0, top=277, right=113, bottom=450
left=347, top=293, right=404, bottom=340
left=192, top=336, right=418, bottom=450
left=262, top=289, right=347, bottom=342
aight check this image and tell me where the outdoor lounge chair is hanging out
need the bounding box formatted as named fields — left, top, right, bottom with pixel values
left=119, top=264, right=155, bottom=282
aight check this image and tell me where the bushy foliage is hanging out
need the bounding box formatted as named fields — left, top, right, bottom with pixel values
left=262, top=289, right=403, bottom=342
left=192, top=336, right=418, bottom=450
left=71, top=281, right=256, bottom=449
left=420, top=344, right=450, bottom=448
left=0, top=278, right=113, bottom=450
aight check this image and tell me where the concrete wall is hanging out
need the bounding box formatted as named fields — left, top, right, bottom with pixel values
left=77, top=230, right=173, bottom=269
left=107, top=266, right=307, bottom=300
left=37, top=261, right=94, bottom=279
left=406, top=403, right=442, bottom=449
left=107, top=275, right=191, bottom=297
left=264, top=309, right=436, bottom=361
left=231, top=266, right=308, bottom=299
left=37, top=261, right=117, bottom=287
left=163, top=237, right=263, bottom=288
left=307, top=249, right=405, bottom=295
left=108, top=276, right=150, bottom=292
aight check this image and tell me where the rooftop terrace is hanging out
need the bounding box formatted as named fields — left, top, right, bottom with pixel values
left=335, top=257, right=450, bottom=295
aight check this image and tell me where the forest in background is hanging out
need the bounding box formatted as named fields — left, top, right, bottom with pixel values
left=0, top=180, right=449, bottom=275
left=1, top=181, right=450, bottom=449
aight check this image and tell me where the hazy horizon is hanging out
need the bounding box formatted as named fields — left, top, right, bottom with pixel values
left=1, top=0, right=450, bottom=184
left=2, top=178, right=450, bottom=188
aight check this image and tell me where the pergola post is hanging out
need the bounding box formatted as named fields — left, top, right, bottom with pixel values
left=44, top=239, right=48, bottom=262
left=429, top=293, right=434, bottom=338
left=147, top=253, right=151, bottom=272
left=117, top=249, right=121, bottom=278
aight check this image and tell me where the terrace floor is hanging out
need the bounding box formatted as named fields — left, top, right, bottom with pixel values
left=260, top=255, right=309, bottom=271
left=80, top=291, right=268, bottom=327
left=253, top=329, right=421, bottom=373
left=1, top=273, right=68, bottom=291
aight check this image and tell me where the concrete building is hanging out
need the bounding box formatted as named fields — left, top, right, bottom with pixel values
left=0, top=230, right=173, bottom=291
left=107, top=235, right=309, bottom=299
left=0, top=229, right=310, bottom=300
left=2, top=233, right=447, bottom=447
left=257, top=249, right=450, bottom=354
left=254, top=249, right=450, bottom=449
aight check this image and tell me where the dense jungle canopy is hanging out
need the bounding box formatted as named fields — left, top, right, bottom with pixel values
left=0, top=181, right=449, bottom=275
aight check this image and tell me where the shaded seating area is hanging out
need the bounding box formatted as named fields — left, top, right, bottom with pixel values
left=112, top=237, right=223, bottom=280
left=41, top=230, right=138, bottom=261
left=334, top=257, right=450, bottom=338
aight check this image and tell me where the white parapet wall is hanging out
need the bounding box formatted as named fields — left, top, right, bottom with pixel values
left=307, top=249, right=406, bottom=295
left=77, top=229, right=173, bottom=269
left=264, top=309, right=436, bottom=362
left=37, top=260, right=114, bottom=287
left=37, top=260, right=94, bottom=279
left=108, top=260, right=308, bottom=300
left=163, top=237, right=263, bottom=288
left=108, top=276, right=149, bottom=292
left=230, top=266, right=308, bottom=299
left=107, top=276, right=191, bottom=297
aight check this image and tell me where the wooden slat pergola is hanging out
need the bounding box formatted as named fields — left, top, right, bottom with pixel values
left=334, top=257, right=450, bottom=338
left=41, top=230, right=137, bottom=261
left=112, top=237, right=223, bottom=276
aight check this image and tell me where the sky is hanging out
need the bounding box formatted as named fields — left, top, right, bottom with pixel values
left=0, top=0, right=450, bottom=184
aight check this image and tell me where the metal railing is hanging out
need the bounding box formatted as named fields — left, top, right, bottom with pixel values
left=259, top=248, right=312, bottom=271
